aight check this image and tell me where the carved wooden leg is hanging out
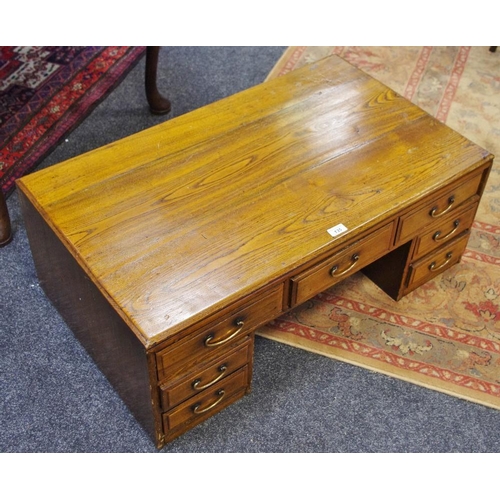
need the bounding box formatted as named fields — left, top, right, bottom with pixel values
left=0, top=190, right=12, bottom=247
left=145, top=47, right=171, bottom=115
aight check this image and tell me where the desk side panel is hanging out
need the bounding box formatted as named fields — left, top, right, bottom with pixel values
left=18, top=190, right=160, bottom=445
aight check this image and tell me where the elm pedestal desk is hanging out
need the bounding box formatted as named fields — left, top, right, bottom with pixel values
left=17, top=55, right=493, bottom=448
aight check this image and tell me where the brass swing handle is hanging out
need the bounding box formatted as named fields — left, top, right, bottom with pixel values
left=330, top=253, right=360, bottom=277
left=429, top=252, right=453, bottom=272
left=204, top=320, right=245, bottom=347
left=433, top=219, right=460, bottom=242
left=430, top=195, right=455, bottom=218
left=193, top=390, right=225, bottom=414
left=192, top=365, right=227, bottom=391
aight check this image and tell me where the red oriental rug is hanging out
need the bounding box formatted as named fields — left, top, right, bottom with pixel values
left=258, top=46, right=500, bottom=410
left=0, top=46, right=145, bottom=196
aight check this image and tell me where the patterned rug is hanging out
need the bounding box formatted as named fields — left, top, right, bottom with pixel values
left=257, top=46, right=500, bottom=410
left=0, top=46, right=145, bottom=196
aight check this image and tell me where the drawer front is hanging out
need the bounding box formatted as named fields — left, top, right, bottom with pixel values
left=412, top=202, right=478, bottom=260
left=159, top=340, right=252, bottom=410
left=407, top=231, right=470, bottom=290
left=162, top=366, right=249, bottom=433
left=291, top=222, right=394, bottom=306
left=156, top=284, right=283, bottom=382
left=397, top=172, right=482, bottom=243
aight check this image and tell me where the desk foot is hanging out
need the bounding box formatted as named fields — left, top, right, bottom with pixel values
left=0, top=190, right=12, bottom=247
left=146, top=47, right=172, bottom=115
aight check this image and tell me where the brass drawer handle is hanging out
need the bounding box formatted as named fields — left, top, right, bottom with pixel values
left=192, top=365, right=227, bottom=391
left=330, top=253, right=360, bottom=277
left=433, top=219, right=460, bottom=242
left=429, top=252, right=453, bottom=272
left=430, top=195, right=455, bottom=218
left=205, top=320, right=245, bottom=347
left=193, top=390, right=225, bottom=414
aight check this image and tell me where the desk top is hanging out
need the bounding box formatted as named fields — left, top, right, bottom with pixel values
left=17, top=55, right=492, bottom=347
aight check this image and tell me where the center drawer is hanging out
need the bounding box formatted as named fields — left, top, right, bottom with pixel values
left=155, top=283, right=283, bottom=382
left=290, top=221, right=395, bottom=306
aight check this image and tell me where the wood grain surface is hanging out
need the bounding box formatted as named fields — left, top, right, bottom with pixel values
left=17, top=55, right=492, bottom=346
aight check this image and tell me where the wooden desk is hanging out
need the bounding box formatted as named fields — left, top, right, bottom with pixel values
left=17, top=55, right=493, bottom=448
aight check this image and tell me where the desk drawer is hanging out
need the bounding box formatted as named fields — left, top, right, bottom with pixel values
left=412, top=202, right=478, bottom=260
left=397, top=171, right=483, bottom=243
left=159, top=340, right=252, bottom=410
left=162, top=366, right=249, bottom=434
left=406, top=231, right=470, bottom=290
left=291, top=222, right=394, bottom=306
left=156, top=284, right=283, bottom=382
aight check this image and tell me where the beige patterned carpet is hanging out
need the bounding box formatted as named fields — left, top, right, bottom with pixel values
left=257, top=46, right=500, bottom=409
